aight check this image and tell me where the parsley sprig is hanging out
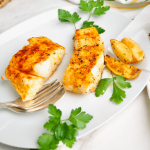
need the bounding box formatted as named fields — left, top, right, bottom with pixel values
left=95, top=73, right=132, bottom=104
left=79, top=0, right=110, bottom=21
left=58, top=0, right=110, bottom=35
left=79, top=0, right=110, bottom=34
left=38, top=104, right=93, bottom=150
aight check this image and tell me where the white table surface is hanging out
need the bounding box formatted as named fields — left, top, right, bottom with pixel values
left=0, top=0, right=150, bottom=150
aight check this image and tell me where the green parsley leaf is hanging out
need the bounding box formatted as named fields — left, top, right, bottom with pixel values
left=81, top=21, right=95, bottom=29
left=115, top=76, right=132, bottom=88
left=69, top=107, right=81, bottom=117
left=55, top=123, right=78, bottom=148
left=89, top=0, right=104, bottom=7
left=81, top=21, right=105, bottom=34
left=45, top=105, right=61, bottom=133
left=58, top=9, right=81, bottom=30
left=38, top=133, right=59, bottom=150
left=65, top=124, right=78, bottom=139
left=55, top=123, right=66, bottom=140
left=54, top=122, right=78, bottom=141
left=44, top=116, right=60, bottom=133
left=58, top=9, right=71, bottom=22
left=79, top=0, right=104, bottom=13
left=79, top=0, right=93, bottom=12
left=48, top=104, right=62, bottom=118
left=69, top=107, right=93, bottom=129
left=70, top=12, right=82, bottom=25
left=110, top=81, right=126, bottom=104
left=95, top=78, right=113, bottom=97
left=93, top=6, right=110, bottom=16
left=62, top=138, right=76, bottom=148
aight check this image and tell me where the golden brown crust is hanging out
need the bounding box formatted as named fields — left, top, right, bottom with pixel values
left=5, top=65, right=45, bottom=100
left=63, top=27, right=105, bottom=93
left=104, top=55, right=141, bottom=80
left=63, top=45, right=104, bottom=90
left=5, top=36, right=65, bottom=101
left=9, top=37, right=65, bottom=76
left=74, top=27, right=99, bottom=40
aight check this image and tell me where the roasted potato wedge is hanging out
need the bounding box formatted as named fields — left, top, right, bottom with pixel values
left=104, top=55, right=141, bottom=80
left=121, top=38, right=145, bottom=63
left=110, top=39, right=133, bottom=64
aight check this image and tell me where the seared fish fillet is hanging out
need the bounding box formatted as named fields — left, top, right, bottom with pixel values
left=9, top=37, right=65, bottom=80
left=5, top=66, right=45, bottom=101
left=4, top=37, right=65, bottom=101
left=63, top=27, right=105, bottom=93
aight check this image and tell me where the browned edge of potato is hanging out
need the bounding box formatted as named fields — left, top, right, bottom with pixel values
left=104, top=55, right=141, bottom=80
left=121, top=38, right=145, bottom=63
left=110, top=39, right=133, bottom=64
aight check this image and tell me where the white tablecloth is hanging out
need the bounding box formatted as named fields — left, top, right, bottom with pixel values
left=0, top=0, right=150, bottom=150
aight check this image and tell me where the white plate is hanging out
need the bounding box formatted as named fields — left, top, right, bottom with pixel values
left=0, top=6, right=149, bottom=149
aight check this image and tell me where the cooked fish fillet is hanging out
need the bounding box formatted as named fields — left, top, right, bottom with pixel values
left=5, top=66, right=45, bottom=101
left=63, top=27, right=105, bottom=94
left=3, top=37, right=65, bottom=101
left=9, top=37, right=65, bottom=80
left=74, top=27, right=103, bottom=49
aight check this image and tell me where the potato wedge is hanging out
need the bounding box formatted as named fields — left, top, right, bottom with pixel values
left=121, top=38, right=145, bottom=63
left=104, top=55, right=141, bottom=80
left=110, top=39, right=133, bottom=64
